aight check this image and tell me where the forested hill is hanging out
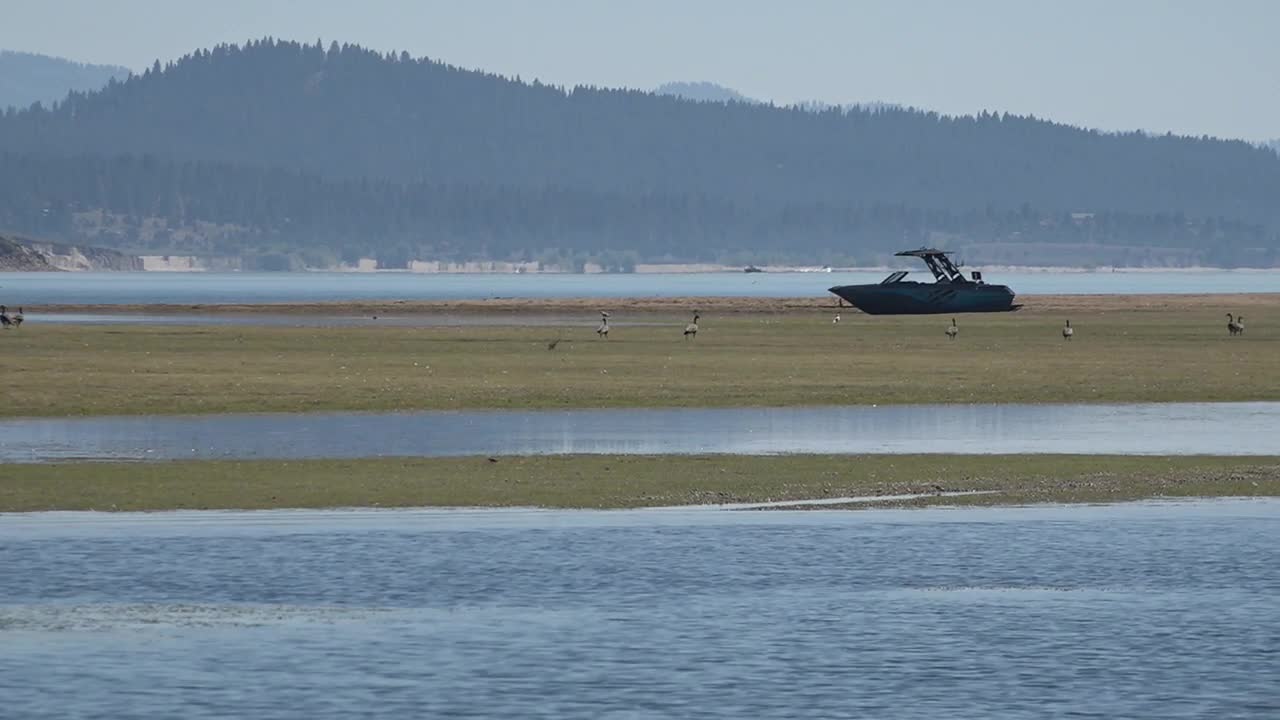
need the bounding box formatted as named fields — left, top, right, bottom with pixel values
left=12, top=149, right=1272, bottom=270
left=1, top=38, right=1278, bottom=268
left=3, top=39, right=1279, bottom=228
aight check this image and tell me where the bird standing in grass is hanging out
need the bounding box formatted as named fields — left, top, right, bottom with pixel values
left=1062, top=319, right=1073, bottom=340
left=0, top=306, right=10, bottom=328
left=1234, top=315, right=1245, bottom=335
left=833, top=313, right=841, bottom=324
left=596, top=311, right=610, bottom=339
left=945, top=318, right=958, bottom=340
left=12, top=307, right=22, bottom=328
left=1227, top=313, right=1242, bottom=336
left=684, top=313, right=700, bottom=340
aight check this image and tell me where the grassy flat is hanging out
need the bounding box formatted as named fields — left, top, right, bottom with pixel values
left=1, top=455, right=1277, bottom=512
left=4, top=294, right=1277, bottom=416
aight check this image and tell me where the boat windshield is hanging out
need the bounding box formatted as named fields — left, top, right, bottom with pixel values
left=880, top=271, right=909, bottom=284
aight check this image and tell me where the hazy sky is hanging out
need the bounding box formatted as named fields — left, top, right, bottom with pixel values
left=2, top=0, right=1275, bottom=140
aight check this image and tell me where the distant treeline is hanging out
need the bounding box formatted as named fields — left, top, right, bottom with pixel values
left=2, top=151, right=1274, bottom=268
left=1, top=39, right=1278, bottom=265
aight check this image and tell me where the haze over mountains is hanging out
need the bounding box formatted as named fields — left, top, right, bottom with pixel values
left=1, top=39, right=1277, bottom=269
left=0, top=50, right=130, bottom=111
left=655, top=81, right=758, bottom=105
left=655, top=81, right=901, bottom=117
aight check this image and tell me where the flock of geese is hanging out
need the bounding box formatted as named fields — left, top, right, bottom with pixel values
left=937, top=313, right=1244, bottom=341
left=0, top=304, right=1253, bottom=343
left=0, top=305, right=24, bottom=328
left=554, top=309, right=1254, bottom=347
left=591, top=311, right=699, bottom=341
left=550, top=311, right=700, bottom=349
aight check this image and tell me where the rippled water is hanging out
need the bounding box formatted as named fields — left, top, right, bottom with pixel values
left=3, top=269, right=1278, bottom=305
left=3, top=402, right=1278, bottom=462
left=2, top=500, right=1277, bottom=718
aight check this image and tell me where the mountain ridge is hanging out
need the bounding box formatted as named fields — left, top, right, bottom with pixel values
left=4, top=39, right=1276, bottom=224
left=0, top=50, right=131, bottom=110
left=0, top=38, right=1276, bottom=268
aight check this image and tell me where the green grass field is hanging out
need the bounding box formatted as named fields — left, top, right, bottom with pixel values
left=4, top=296, right=1277, bottom=417
left=1, top=455, right=1276, bottom=512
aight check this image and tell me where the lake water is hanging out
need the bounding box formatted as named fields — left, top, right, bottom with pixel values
left=1, top=269, right=1278, bottom=305
left=2, top=500, right=1277, bottom=719
left=4, top=402, right=1277, bottom=462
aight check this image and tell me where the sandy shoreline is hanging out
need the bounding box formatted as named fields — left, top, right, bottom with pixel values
left=26, top=292, right=1280, bottom=316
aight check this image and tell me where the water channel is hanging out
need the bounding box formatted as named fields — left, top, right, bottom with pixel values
left=4, top=402, right=1276, bottom=462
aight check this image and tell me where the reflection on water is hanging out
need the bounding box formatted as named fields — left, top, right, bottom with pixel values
left=3, top=402, right=1278, bottom=462
left=1, top=500, right=1277, bottom=719
left=4, top=269, right=1279, bottom=305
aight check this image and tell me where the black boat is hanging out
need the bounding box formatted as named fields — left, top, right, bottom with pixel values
left=829, top=248, right=1019, bottom=315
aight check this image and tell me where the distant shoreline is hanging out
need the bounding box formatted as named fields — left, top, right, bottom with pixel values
left=86, top=263, right=1280, bottom=274
left=25, top=292, right=1280, bottom=316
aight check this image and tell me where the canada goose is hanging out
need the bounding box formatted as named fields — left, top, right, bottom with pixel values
left=945, top=318, right=958, bottom=340
left=1235, top=315, right=1245, bottom=335
left=596, top=311, right=610, bottom=339
left=684, top=313, right=700, bottom=340
left=14, top=307, right=24, bottom=328
left=1227, top=313, right=1241, bottom=336
left=833, top=313, right=841, bottom=324
left=0, top=306, right=9, bottom=328
left=1062, top=319, right=1073, bottom=340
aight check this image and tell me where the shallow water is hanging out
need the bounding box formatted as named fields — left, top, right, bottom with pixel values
left=31, top=312, right=669, bottom=327
left=2, top=500, right=1277, bottom=718
left=2, top=269, right=1278, bottom=305
left=3, top=402, right=1277, bottom=462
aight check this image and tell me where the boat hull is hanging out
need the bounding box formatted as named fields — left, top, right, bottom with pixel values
left=828, top=282, right=1019, bottom=315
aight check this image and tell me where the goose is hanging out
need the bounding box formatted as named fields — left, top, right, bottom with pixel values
left=1227, top=313, right=1240, bottom=336
left=1062, top=319, right=1073, bottom=341
left=945, top=318, right=958, bottom=340
left=1234, top=315, right=1244, bottom=335
left=684, top=313, right=700, bottom=340
left=12, top=307, right=22, bottom=328
left=833, top=313, right=841, bottom=324
left=0, top=305, right=10, bottom=328
left=596, top=311, right=610, bottom=339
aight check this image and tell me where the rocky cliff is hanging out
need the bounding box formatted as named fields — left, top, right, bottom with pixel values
left=0, top=235, right=142, bottom=271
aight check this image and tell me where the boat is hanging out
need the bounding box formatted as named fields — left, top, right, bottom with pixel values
left=743, top=265, right=764, bottom=273
left=828, top=248, right=1019, bottom=314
